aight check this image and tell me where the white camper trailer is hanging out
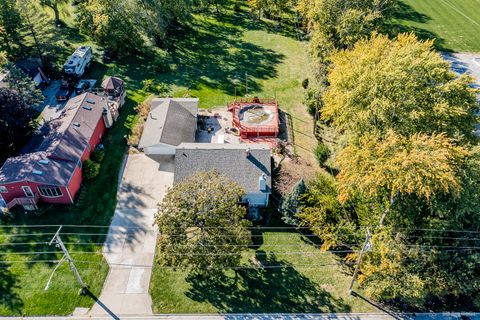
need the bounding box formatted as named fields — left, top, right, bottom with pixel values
left=63, top=46, right=92, bottom=77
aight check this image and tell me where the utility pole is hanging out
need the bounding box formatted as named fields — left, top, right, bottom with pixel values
left=313, top=93, right=320, bottom=135
left=48, top=226, right=88, bottom=291
left=348, top=228, right=371, bottom=294
left=348, top=194, right=398, bottom=294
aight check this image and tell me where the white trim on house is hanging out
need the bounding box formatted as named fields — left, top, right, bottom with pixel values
left=22, top=186, right=34, bottom=198
left=144, top=143, right=177, bottom=155
left=37, top=185, right=63, bottom=198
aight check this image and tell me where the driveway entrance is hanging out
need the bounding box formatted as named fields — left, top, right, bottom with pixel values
left=89, top=153, right=174, bottom=317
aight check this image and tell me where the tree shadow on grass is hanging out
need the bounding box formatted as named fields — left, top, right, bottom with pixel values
left=109, top=9, right=285, bottom=97
left=185, top=255, right=351, bottom=313
left=164, top=16, right=284, bottom=95
left=386, top=1, right=449, bottom=51
left=24, top=11, right=86, bottom=62
left=0, top=259, right=23, bottom=313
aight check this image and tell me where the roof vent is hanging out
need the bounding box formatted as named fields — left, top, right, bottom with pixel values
left=259, top=174, right=267, bottom=192
left=86, top=99, right=95, bottom=104
left=82, top=105, right=92, bottom=111
left=73, top=122, right=80, bottom=127
left=33, top=170, right=43, bottom=175
left=38, top=159, right=49, bottom=165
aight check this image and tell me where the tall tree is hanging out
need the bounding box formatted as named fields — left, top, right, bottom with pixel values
left=322, top=33, right=479, bottom=143
left=0, top=0, right=23, bottom=53
left=0, top=88, right=36, bottom=155
left=335, top=131, right=469, bottom=203
left=297, top=0, right=397, bottom=78
left=77, top=0, right=142, bottom=54
left=39, top=0, right=69, bottom=24
left=155, top=170, right=252, bottom=274
left=279, top=179, right=307, bottom=226
left=4, top=62, right=44, bottom=106
left=248, top=0, right=292, bottom=19
left=0, top=51, right=7, bottom=66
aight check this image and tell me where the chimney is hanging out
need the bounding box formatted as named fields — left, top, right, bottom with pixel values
left=259, top=174, right=267, bottom=192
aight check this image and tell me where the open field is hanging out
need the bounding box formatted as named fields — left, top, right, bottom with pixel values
left=150, top=228, right=376, bottom=313
left=396, top=0, right=480, bottom=52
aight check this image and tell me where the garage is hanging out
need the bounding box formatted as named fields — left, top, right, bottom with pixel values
left=138, top=98, right=198, bottom=155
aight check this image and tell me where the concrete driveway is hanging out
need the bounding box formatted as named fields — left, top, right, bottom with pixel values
left=89, top=153, right=174, bottom=317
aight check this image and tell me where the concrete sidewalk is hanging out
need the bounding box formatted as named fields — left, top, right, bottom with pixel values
left=88, top=154, right=174, bottom=317
left=3, top=313, right=480, bottom=320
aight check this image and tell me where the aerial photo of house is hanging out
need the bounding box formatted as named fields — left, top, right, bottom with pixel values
left=0, top=77, right=124, bottom=210
left=1, top=0, right=480, bottom=318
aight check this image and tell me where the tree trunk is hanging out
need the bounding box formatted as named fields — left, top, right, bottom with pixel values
left=53, top=4, right=60, bottom=24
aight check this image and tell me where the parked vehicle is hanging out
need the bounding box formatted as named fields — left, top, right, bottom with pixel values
left=74, top=81, right=91, bottom=94
left=63, top=46, right=92, bottom=78
left=55, top=81, right=74, bottom=101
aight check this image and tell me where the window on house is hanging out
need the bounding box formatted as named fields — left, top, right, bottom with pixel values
left=38, top=186, right=63, bottom=198
left=0, top=186, right=7, bottom=193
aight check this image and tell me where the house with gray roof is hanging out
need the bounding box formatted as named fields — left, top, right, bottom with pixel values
left=138, top=98, right=199, bottom=155
left=174, top=143, right=272, bottom=207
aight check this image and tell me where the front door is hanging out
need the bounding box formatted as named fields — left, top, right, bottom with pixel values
left=22, top=186, right=34, bottom=198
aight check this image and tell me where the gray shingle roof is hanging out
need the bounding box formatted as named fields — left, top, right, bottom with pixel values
left=174, top=143, right=272, bottom=193
left=138, top=98, right=198, bottom=148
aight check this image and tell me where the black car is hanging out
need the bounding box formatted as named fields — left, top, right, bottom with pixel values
left=55, top=82, right=74, bottom=101
left=75, top=81, right=90, bottom=94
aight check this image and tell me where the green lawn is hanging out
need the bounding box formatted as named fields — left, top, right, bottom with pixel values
left=395, top=0, right=480, bottom=52
left=0, top=3, right=151, bottom=315
left=0, top=2, right=319, bottom=315
left=162, top=12, right=316, bottom=161
left=150, top=229, right=376, bottom=313
left=0, top=91, right=147, bottom=315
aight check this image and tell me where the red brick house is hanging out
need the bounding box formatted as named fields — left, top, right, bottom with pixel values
left=0, top=91, right=115, bottom=211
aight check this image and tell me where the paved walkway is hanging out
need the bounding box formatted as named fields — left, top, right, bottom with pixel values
left=89, top=153, right=174, bottom=317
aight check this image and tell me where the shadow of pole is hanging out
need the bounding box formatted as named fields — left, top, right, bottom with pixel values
left=84, top=289, right=120, bottom=320
left=350, top=290, right=403, bottom=320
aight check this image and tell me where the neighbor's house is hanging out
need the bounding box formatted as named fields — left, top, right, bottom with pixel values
left=0, top=58, right=49, bottom=89
left=138, top=98, right=199, bottom=155
left=174, top=143, right=272, bottom=208
left=0, top=92, right=115, bottom=210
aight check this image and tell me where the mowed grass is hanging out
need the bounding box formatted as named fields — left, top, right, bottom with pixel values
left=0, top=3, right=150, bottom=316
left=164, top=12, right=316, bottom=161
left=150, top=230, right=376, bottom=313
left=1, top=2, right=318, bottom=315
left=397, top=0, right=480, bottom=52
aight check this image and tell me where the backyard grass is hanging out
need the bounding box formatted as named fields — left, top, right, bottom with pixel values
left=150, top=228, right=376, bottom=313
left=163, top=12, right=316, bottom=161
left=395, top=0, right=480, bottom=52
left=0, top=4, right=151, bottom=315
left=1, top=2, right=319, bottom=315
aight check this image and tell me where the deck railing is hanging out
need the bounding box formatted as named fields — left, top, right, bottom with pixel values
left=7, top=193, right=40, bottom=210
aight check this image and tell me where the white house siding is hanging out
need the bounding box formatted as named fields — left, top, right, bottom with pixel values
left=244, top=192, right=269, bottom=207
left=143, top=143, right=176, bottom=155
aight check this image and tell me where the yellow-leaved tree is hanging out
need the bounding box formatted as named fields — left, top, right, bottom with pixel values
left=336, top=131, right=469, bottom=203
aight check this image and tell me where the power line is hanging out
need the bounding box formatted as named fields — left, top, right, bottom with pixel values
left=2, top=224, right=480, bottom=234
